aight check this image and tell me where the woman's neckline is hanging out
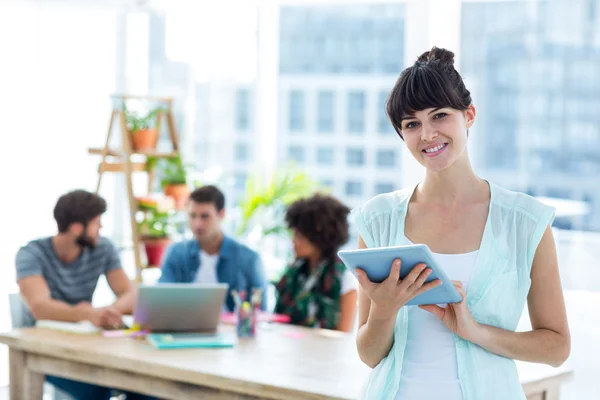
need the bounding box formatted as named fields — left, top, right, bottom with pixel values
left=403, top=236, right=480, bottom=256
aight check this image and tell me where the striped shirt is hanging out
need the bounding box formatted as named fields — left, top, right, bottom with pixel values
left=15, top=237, right=122, bottom=315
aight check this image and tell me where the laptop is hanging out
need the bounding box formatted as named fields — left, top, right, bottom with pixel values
left=133, top=283, right=229, bottom=333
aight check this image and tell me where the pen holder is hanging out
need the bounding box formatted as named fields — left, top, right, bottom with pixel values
left=236, top=301, right=256, bottom=338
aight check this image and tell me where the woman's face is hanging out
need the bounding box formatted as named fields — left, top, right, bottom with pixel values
left=292, top=229, right=321, bottom=260
left=399, top=105, right=476, bottom=172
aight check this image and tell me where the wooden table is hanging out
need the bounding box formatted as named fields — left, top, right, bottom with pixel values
left=0, top=324, right=573, bottom=400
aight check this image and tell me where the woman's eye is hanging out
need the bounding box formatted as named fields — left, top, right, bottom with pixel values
left=434, top=112, right=448, bottom=120
left=404, top=121, right=419, bottom=129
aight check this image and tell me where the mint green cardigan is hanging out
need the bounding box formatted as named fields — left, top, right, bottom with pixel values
left=351, top=182, right=555, bottom=400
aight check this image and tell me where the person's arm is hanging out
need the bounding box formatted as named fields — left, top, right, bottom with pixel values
left=106, top=268, right=136, bottom=315
left=19, top=275, right=91, bottom=322
left=102, top=240, right=136, bottom=315
left=18, top=276, right=122, bottom=328
left=337, top=290, right=358, bottom=332
left=355, top=235, right=440, bottom=368
left=248, top=254, right=268, bottom=311
left=158, top=244, right=179, bottom=283
left=469, top=226, right=570, bottom=366
left=15, top=247, right=90, bottom=323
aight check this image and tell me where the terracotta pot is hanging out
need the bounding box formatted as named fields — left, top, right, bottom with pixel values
left=164, top=183, right=190, bottom=209
left=143, top=237, right=171, bottom=267
left=131, top=128, right=158, bottom=151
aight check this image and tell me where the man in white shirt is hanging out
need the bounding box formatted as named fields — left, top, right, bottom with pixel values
left=159, top=185, right=268, bottom=311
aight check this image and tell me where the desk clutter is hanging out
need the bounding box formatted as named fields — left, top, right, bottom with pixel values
left=147, top=332, right=237, bottom=349
left=231, top=288, right=263, bottom=338
left=35, top=308, right=292, bottom=350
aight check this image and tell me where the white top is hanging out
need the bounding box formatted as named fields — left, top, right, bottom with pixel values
left=194, top=250, right=220, bottom=283
left=395, top=241, right=478, bottom=400
left=341, top=269, right=359, bottom=295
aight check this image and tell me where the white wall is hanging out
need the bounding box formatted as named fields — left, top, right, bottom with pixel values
left=0, top=1, right=118, bottom=306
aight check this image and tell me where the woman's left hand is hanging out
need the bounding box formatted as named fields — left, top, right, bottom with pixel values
left=419, top=281, right=482, bottom=342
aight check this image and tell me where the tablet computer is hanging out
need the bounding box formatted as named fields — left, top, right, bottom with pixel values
left=337, top=244, right=462, bottom=306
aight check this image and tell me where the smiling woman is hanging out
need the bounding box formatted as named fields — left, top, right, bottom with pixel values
left=352, top=47, right=570, bottom=400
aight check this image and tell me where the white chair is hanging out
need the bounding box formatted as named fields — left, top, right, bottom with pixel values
left=8, top=293, right=74, bottom=400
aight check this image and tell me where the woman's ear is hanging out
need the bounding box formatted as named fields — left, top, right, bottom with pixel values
left=465, top=104, right=476, bottom=129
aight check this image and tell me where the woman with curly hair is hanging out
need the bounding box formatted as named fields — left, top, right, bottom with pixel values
left=274, top=193, right=358, bottom=332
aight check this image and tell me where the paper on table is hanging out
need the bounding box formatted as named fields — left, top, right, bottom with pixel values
left=36, top=320, right=100, bottom=334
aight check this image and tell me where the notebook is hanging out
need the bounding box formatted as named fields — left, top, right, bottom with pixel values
left=36, top=320, right=100, bottom=334
left=146, top=332, right=237, bottom=349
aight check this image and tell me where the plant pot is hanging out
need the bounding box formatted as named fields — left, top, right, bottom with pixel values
left=164, top=183, right=190, bottom=209
left=143, top=237, right=171, bottom=267
left=131, top=128, right=159, bottom=151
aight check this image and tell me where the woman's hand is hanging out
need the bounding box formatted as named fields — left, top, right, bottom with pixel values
left=419, top=281, right=482, bottom=341
left=355, top=259, right=441, bottom=319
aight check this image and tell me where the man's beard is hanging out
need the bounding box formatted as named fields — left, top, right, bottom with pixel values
left=76, top=233, right=96, bottom=249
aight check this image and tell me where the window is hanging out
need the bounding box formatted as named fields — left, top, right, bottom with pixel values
left=320, top=179, right=334, bottom=189
left=317, top=91, right=335, bottom=133
left=235, top=143, right=249, bottom=162
left=378, top=91, right=393, bottom=134
left=289, top=90, right=305, bottom=132
left=347, top=91, right=366, bottom=134
left=375, top=183, right=395, bottom=195
left=346, top=148, right=365, bottom=166
left=345, top=181, right=363, bottom=196
left=288, top=146, right=305, bottom=163
left=461, top=1, right=600, bottom=231
left=235, top=88, right=251, bottom=131
left=376, top=150, right=396, bottom=168
left=317, top=147, right=334, bottom=165
left=234, top=173, right=247, bottom=191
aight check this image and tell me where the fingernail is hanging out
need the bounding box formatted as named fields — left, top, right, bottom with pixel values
left=395, top=260, right=401, bottom=266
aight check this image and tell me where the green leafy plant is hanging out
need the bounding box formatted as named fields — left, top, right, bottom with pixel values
left=236, top=167, right=321, bottom=238
left=122, top=101, right=163, bottom=133
left=146, top=155, right=189, bottom=188
left=137, top=198, right=174, bottom=239
left=159, top=155, right=188, bottom=187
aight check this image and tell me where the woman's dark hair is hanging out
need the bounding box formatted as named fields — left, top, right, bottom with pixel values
left=386, top=46, right=472, bottom=139
left=54, top=190, right=107, bottom=233
left=285, top=193, right=350, bottom=260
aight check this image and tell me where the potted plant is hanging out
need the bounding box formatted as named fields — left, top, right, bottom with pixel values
left=235, top=167, right=321, bottom=280
left=156, top=155, right=190, bottom=210
left=123, top=102, right=163, bottom=151
left=236, top=167, right=321, bottom=238
left=137, top=196, right=175, bottom=267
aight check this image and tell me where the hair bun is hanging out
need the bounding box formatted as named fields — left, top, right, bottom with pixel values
left=416, top=46, right=455, bottom=66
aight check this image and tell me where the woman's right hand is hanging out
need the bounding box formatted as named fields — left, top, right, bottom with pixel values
left=355, top=259, right=441, bottom=318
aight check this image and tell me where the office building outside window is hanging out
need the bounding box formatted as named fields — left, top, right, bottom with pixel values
left=235, top=88, right=251, bottom=132
left=345, top=181, right=363, bottom=196
left=288, top=145, right=305, bottom=163
left=347, top=91, right=366, bottom=134
left=289, top=90, right=306, bottom=132
left=317, top=91, right=335, bottom=133
left=317, top=146, right=335, bottom=165
left=346, top=148, right=365, bottom=166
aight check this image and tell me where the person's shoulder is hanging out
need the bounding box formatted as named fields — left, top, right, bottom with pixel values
left=17, top=237, right=52, bottom=259
left=226, top=236, right=259, bottom=260
left=491, top=182, right=555, bottom=220
left=351, top=186, right=414, bottom=220
left=168, top=239, right=195, bottom=252
left=95, top=237, right=118, bottom=252
left=160, top=239, right=195, bottom=264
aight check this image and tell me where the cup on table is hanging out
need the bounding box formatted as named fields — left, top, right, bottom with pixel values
left=232, top=289, right=262, bottom=338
